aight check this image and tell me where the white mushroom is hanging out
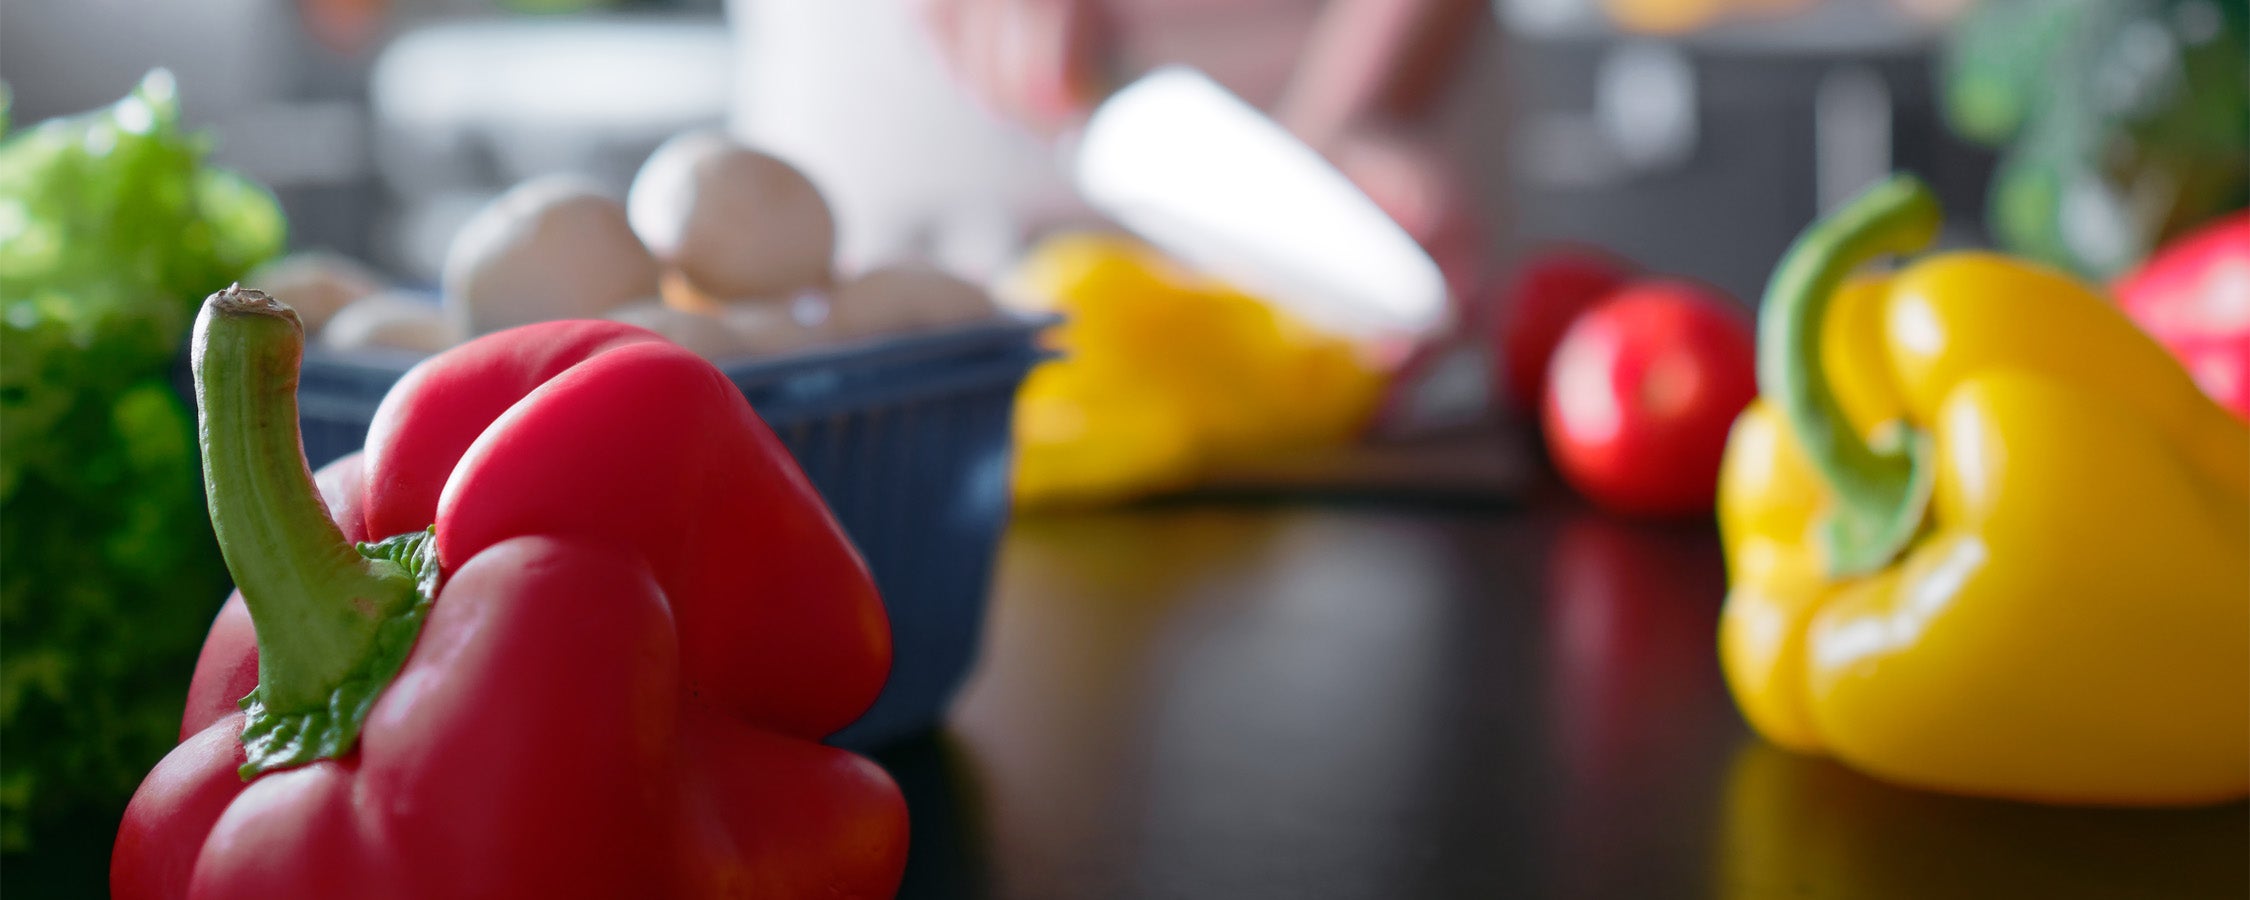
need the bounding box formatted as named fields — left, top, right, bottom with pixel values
left=442, top=176, right=659, bottom=337
left=320, top=292, right=463, bottom=354
left=247, top=251, right=384, bottom=335
left=628, top=132, right=836, bottom=302
left=604, top=300, right=752, bottom=362
left=825, top=262, right=999, bottom=340
left=718, top=298, right=836, bottom=357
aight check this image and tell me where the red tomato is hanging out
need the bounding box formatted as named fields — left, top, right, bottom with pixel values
left=1541, top=281, right=1757, bottom=517
left=1493, top=248, right=1636, bottom=412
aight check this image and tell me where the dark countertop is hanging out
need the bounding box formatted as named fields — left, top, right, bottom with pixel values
left=876, top=499, right=2250, bottom=900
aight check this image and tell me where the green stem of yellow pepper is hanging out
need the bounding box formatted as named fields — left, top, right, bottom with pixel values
left=1759, top=174, right=1941, bottom=577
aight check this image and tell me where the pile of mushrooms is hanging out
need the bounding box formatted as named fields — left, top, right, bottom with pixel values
left=286, top=133, right=1001, bottom=360
left=248, top=252, right=462, bottom=354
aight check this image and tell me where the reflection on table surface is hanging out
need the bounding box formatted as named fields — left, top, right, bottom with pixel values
left=877, top=501, right=2250, bottom=900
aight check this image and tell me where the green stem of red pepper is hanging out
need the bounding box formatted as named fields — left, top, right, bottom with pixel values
left=1758, top=174, right=1941, bottom=578
left=193, top=286, right=439, bottom=779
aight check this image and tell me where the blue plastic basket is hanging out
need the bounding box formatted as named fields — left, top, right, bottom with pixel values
left=293, top=316, right=1053, bottom=749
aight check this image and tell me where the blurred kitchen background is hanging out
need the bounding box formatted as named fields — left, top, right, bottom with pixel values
left=3, top=0, right=2015, bottom=304
left=8, top=1, right=2247, bottom=894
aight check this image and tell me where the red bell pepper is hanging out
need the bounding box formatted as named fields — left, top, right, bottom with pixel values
left=2114, top=212, right=2250, bottom=421
left=112, top=287, right=907, bottom=899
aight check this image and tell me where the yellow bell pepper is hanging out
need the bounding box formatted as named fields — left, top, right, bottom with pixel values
left=1004, top=233, right=1385, bottom=508
left=1716, top=174, right=2250, bottom=806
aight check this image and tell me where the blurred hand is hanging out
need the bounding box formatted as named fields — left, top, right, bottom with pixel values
left=913, top=0, right=1112, bottom=133
left=915, top=0, right=1489, bottom=286
left=298, top=0, right=389, bottom=55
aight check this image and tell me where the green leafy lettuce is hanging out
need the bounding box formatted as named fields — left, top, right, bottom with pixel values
left=1942, top=0, right=2250, bottom=277
left=0, top=71, right=285, bottom=853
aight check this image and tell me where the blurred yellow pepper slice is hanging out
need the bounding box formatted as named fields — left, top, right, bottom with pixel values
left=1004, top=233, right=1384, bottom=508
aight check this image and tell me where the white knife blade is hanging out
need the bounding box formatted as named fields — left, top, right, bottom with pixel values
left=1070, top=66, right=1451, bottom=344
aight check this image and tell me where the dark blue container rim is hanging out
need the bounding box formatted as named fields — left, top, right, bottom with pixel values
left=300, top=312, right=1063, bottom=376
left=752, top=356, right=1050, bottom=427
left=722, top=313, right=1062, bottom=384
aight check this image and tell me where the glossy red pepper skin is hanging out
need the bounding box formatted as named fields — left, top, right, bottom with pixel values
left=113, top=320, right=907, bottom=899
left=2115, top=212, right=2250, bottom=421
